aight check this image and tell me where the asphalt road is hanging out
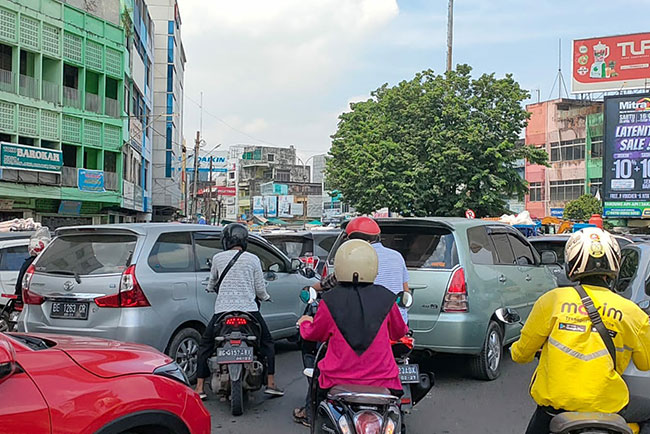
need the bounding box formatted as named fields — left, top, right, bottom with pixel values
left=204, top=342, right=538, bottom=434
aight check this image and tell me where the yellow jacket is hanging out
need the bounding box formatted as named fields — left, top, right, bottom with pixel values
left=511, top=284, right=650, bottom=413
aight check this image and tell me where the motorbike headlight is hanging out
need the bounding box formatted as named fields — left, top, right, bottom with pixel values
left=153, top=362, right=190, bottom=386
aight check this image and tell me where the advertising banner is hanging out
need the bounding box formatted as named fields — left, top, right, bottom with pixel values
left=291, top=202, right=304, bottom=216
left=264, top=196, right=277, bottom=217
left=573, top=33, right=650, bottom=93
left=278, top=195, right=293, bottom=218
left=58, top=200, right=82, bottom=215
left=78, top=169, right=105, bottom=192
left=0, top=142, right=62, bottom=173
left=550, top=208, right=565, bottom=218
left=602, top=93, right=650, bottom=217
left=253, top=196, right=264, bottom=216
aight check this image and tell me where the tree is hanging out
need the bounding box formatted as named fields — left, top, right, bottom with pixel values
left=564, top=194, right=602, bottom=221
left=326, top=65, right=548, bottom=217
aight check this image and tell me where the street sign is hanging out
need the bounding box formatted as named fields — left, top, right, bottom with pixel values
left=465, top=209, right=476, bottom=219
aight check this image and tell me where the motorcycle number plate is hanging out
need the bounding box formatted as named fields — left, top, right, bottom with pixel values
left=399, top=364, right=420, bottom=384
left=217, top=346, right=253, bottom=364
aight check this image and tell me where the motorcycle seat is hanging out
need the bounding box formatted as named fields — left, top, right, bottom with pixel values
left=549, top=412, right=632, bottom=434
left=328, top=384, right=399, bottom=405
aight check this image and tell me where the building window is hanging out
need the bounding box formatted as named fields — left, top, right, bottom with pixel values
left=166, top=93, right=173, bottom=115
left=268, top=153, right=275, bottom=162
left=167, top=36, right=174, bottom=63
left=590, top=177, right=602, bottom=196
left=167, top=65, right=174, bottom=92
left=168, top=20, right=174, bottom=35
left=550, top=139, right=585, bottom=162
left=550, top=179, right=584, bottom=201
left=591, top=136, right=603, bottom=158
left=529, top=182, right=543, bottom=202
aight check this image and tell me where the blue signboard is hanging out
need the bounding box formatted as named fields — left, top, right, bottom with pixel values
left=550, top=208, right=564, bottom=218
left=58, top=200, right=82, bottom=215
left=78, top=169, right=105, bottom=192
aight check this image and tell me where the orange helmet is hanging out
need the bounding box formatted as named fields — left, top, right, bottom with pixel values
left=345, top=217, right=380, bottom=242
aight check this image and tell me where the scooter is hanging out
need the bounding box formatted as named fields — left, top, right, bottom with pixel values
left=392, top=334, right=433, bottom=414
left=495, top=307, right=634, bottom=434
left=0, top=294, right=21, bottom=332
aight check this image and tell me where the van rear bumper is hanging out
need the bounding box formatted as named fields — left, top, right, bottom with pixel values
left=412, top=312, right=487, bottom=355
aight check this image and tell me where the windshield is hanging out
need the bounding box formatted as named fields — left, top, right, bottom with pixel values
left=265, top=236, right=313, bottom=258
left=35, top=234, right=137, bottom=275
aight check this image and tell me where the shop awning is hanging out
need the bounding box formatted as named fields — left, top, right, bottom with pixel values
left=267, top=218, right=289, bottom=226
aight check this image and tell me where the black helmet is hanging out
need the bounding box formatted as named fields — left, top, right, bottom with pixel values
left=222, top=223, right=248, bottom=251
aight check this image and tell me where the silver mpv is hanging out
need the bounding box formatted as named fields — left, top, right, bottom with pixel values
left=18, top=223, right=317, bottom=381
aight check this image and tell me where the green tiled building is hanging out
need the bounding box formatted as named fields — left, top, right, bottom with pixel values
left=0, top=0, right=127, bottom=227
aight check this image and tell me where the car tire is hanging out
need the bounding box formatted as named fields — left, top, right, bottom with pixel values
left=231, top=378, right=244, bottom=416
left=470, top=321, right=503, bottom=381
left=167, top=328, right=202, bottom=384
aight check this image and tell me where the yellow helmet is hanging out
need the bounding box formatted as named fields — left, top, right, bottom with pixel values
left=334, top=239, right=378, bottom=284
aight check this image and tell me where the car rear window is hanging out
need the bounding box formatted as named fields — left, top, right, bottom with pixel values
left=530, top=240, right=566, bottom=263
left=266, top=236, right=313, bottom=258
left=36, top=234, right=136, bottom=275
left=0, top=245, right=28, bottom=270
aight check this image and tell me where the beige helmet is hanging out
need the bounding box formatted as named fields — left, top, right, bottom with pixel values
left=334, top=239, right=378, bottom=284
left=565, top=227, right=621, bottom=281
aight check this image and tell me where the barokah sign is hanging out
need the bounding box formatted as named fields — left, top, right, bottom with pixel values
left=0, top=142, right=63, bottom=173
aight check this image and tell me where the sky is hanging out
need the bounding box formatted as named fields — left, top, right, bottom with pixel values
left=179, top=0, right=650, bottom=162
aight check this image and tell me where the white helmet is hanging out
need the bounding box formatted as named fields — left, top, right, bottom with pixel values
left=28, top=227, right=51, bottom=257
left=565, top=227, right=620, bottom=281
left=334, top=239, right=378, bottom=284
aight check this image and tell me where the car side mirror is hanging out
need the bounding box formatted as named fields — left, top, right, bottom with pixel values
left=638, top=300, right=650, bottom=315
left=301, top=267, right=316, bottom=279
left=540, top=251, right=558, bottom=265
left=0, top=336, right=16, bottom=383
left=495, top=307, right=521, bottom=325
left=206, top=258, right=212, bottom=269
left=396, top=291, right=413, bottom=309
left=269, top=263, right=281, bottom=273
left=290, top=258, right=302, bottom=272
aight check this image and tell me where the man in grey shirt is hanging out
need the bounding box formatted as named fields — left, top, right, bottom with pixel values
left=194, top=223, right=283, bottom=398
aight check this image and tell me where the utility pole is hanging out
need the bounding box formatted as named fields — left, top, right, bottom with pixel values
left=446, top=0, right=454, bottom=72
left=191, top=130, right=200, bottom=219
left=208, top=156, right=213, bottom=224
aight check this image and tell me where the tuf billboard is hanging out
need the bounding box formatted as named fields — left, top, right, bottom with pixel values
left=572, top=33, right=650, bottom=93
left=602, top=93, right=650, bottom=218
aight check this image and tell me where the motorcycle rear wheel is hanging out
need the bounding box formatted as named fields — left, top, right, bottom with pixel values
left=231, top=378, right=244, bottom=416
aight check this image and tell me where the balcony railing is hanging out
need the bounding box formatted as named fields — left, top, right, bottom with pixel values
left=105, top=97, right=119, bottom=118
left=63, top=86, right=81, bottom=109
left=19, top=75, right=39, bottom=99
left=0, top=69, right=14, bottom=93
left=105, top=171, right=118, bottom=191
left=61, top=166, right=77, bottom=187
left=42, top=80, right=60, bottom=104
left=85, top=92, right=101, bottom=114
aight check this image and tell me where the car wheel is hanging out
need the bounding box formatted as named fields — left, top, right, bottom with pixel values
left=470, top=321, right=503, bottom=381
left=167, top=328, right=202, bottom=383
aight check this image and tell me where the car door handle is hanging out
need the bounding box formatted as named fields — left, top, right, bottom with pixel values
left=498, top=275, right=506, bottom=283
left=409, top=284, right=427, bottom=290
left=201, top=277, right=210, bottom=286
left=525, top=274, right=532, bottom=281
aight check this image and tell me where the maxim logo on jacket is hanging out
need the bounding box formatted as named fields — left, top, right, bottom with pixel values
left=561, top=302, right=624, bottom=321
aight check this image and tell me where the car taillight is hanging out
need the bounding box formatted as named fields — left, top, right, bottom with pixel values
left=321, top=263, right=329, bottom=278
left=300, top=256, right=319, bottom=270
left=22, top=264, right=44, bottom=305
left=94, top=265, right=150, bottom=308
left=225, top=317, right=248, bottom=326
left=442, top=267, right=468, bottom=313
left=353, top=411, right=383, bottom=434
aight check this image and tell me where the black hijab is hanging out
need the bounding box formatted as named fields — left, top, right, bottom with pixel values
left=322, top=283, right=397, bottom=356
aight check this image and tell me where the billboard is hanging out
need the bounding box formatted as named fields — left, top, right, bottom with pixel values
left=264, top=196, right=277, bottom=217
left=573, top=33, right=650, bottom=93
left=278, top=195, right=293, bottom=218
left=602, top=93, right=650, bottom=218
left=252, top=196, right=264, bottom=216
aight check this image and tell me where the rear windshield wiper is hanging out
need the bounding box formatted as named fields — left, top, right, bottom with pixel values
left=43, top=269, right=82, bottom=284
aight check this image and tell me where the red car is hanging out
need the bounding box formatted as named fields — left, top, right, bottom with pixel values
left=0, top=331, right=210, bottom=434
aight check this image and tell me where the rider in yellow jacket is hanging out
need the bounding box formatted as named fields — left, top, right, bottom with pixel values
left=511, top=228, right=650, bottom=434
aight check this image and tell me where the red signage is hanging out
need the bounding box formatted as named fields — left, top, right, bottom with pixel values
left=198, top=186, right=236, bottom=196
left=573, top=33, right=650, bottom=93
left=465, top=209, right=475, bottom=219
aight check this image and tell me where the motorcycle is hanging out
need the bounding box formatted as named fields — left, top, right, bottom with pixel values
left=495, top=307, right=634, bottom=434
left=0, top=294, right=22, bottom=332
left=208, top=311, right=266, bottom=416
left=391, top=334, right=433, bottom=415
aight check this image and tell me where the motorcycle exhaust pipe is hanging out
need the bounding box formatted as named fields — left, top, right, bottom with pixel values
left=244, top=361, right=265, bottom=389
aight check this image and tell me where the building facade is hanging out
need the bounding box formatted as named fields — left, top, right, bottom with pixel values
left=0, top=0, right=127, bottom=227
left=148, top=0, right=185, bottom=221
left=524, top=99, right=603, bottom=219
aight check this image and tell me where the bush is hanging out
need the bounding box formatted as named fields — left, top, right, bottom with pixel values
left=564, top=195, right=602, bottom=221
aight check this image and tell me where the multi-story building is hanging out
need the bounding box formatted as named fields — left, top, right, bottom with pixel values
left=148, top=0, right=185, bottom=221
left=0, top=0, right=128, bottom=227
left=312, top=153, right=327, bottom=184
left=524, top=98, right=602, bottom=219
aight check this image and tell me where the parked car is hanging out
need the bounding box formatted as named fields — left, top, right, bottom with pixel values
left=0, top=331, right=210, bottom=433
left=262, top=229, right=340, bottom=275
left=529, top=234, right=634, bottom=287
left=0, top=232, right=33, bottom=303
left=325, top=218, right=558, bottom=380
left=18, top=223, right=318, bottom=382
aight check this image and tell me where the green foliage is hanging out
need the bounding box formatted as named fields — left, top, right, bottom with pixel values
left=564, top=194, right=603, bottom=221
left=326, top=65, right=548, bottom=217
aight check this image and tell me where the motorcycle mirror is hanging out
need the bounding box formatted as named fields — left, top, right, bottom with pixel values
left=302, top=267, right=316, bottom=279
left=308, top=287, right=318, bottom=304
left=495, top=307, right=521, bottom=325
left=303, top=368, right=314, bottom=378
left=299, top=287, right=318, bottom=304
left=396, top=291, right=413, bottom=309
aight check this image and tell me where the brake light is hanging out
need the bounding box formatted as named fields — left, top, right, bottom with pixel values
left=442, top=267, right=468, bottom=312
left=22, top=264, right=44, bottom=305
left=353, top=411, right=383, bottom=434
left=230, top=339, right=242, bottom=345
left=300, top=256, right=319, bottom=270
left=225, top=317, right=248, bottom=326
left=321, top=263, right=329, bottom=278
left=94, top=265, right=150, bottom=308
left=1, top=294, right=17, bottom=299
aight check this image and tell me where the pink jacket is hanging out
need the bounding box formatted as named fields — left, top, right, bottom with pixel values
left=300, top=301, right=408, bottom=390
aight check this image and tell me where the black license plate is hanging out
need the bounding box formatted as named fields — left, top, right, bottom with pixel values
left=50, top=302, right=89, bottom=320
left=399, top=364, right=420, bottom=384
left=217, top=346, right=254, bottom=364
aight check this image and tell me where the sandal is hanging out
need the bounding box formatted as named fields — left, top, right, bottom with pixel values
left=293, top=407, right=310, bottom=427
left=198, top=392, right=208, bottom=401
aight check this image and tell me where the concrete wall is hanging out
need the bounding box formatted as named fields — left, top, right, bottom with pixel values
left=62, top=0, right=121, bottom=25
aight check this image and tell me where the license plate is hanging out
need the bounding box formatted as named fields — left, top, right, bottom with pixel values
left=217, top=346, right=253, bottom=364
left=50, top=302, right=89, bottom=320
left=399, top=364, right=420, bottom=384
